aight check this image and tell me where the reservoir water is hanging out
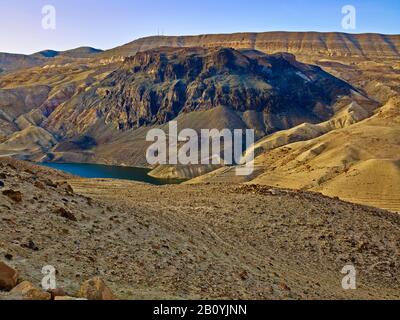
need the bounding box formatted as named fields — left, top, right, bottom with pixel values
left=40, top=162, right=184, bottom=185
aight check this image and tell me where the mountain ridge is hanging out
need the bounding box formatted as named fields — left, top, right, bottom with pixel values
left=1, top=31, right=400, bottom=75
left=103, top=31, right=400, bottom=59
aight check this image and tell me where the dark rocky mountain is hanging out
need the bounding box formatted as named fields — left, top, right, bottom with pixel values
left=45, top=47, right=360, bottom=137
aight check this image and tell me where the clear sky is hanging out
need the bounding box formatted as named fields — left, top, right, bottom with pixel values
left=1, top=0, right=399, bottom=54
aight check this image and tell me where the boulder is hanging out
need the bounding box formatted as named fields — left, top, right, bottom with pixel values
left=10, top=281, right=51, bottom=300
left=78, top=277, right=115, bottom=300
left=48, top=288, right=67, bottom=300
left=0, top=261, right=18, bottom=291
left=57, top=207, right=77, bottom=222
left=21, top=240, right=39, bottom=251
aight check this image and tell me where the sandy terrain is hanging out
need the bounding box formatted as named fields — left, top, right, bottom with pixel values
left=188, top=95, right=400, bottom=213
left=1, top=158, right=400, bottom=300
left=248, top=97, right=400, bottom=213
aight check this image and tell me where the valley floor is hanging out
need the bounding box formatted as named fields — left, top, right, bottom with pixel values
left=1, top=158, right=400, bottom=300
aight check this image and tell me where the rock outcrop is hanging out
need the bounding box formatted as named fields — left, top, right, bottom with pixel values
left=78, top=277, right=115, bottom=300
left=0, top=262, right=18, bottom=291
left=10, top=281, right=52, bottom=301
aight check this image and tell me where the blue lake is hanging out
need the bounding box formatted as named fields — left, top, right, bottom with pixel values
left=39, top=162, right=184, bottom=185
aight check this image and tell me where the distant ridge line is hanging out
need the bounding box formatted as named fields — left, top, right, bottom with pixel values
left=104, top=31, right=400, bottom=59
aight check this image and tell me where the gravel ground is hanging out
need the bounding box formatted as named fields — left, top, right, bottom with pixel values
left=1, top=158, right=399, bottom=300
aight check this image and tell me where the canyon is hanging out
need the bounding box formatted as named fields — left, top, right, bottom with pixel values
left=0, top=31, right=399, bottom=212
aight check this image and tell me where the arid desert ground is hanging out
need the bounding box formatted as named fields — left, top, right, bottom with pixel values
left=1, top=158, right=400, bottom=300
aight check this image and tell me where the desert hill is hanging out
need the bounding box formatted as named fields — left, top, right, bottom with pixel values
left=250, top=97, right=400, bottom=212
left=0, top=47, right=103, bottom=74
left=32, top=47, right=103, bottom=59
left=190, top=96, right=400, bottom=212
left=1, top=157, right=400, bottom=300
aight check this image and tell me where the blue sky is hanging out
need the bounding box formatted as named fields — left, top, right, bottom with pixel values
left=0, top=0, right=399, bottom=54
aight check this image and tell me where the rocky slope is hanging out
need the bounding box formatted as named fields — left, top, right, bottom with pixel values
left=1, top=158, right=400, bottom=300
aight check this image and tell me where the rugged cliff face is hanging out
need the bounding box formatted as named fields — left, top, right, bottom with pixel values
left=45, top=47, right=358, bottom=137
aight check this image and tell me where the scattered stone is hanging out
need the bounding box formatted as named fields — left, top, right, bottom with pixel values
left=43, top=179, right=57, bottom=188
left=24, top=169, right=35, bottom=175
left=78, top=277, right=115, bottom=300
left=21, top=240, right=39, bottom=251
left=0, top=261, right=19, bottom=291
left=0, top=173, right=6, bottom=179
left=4, top=254, right=13, bottom=261
left=48, top=288, right=67, bottom=300
left=280, top=281, right=291, bottom=292
left=57, top=207, right=77, bottom=222
left=34, top=181, right=46, bottom=190
left=2, top=190, right=22, bottom=203
left=10, top=281, right=51, bottom=300
left=86, top=197, right=93, bottom=207
left=238, top=270, right=249, bottom=280
left=61, top=182, right=74, bottom=195
left=268, top=188, right=279, bottom=196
